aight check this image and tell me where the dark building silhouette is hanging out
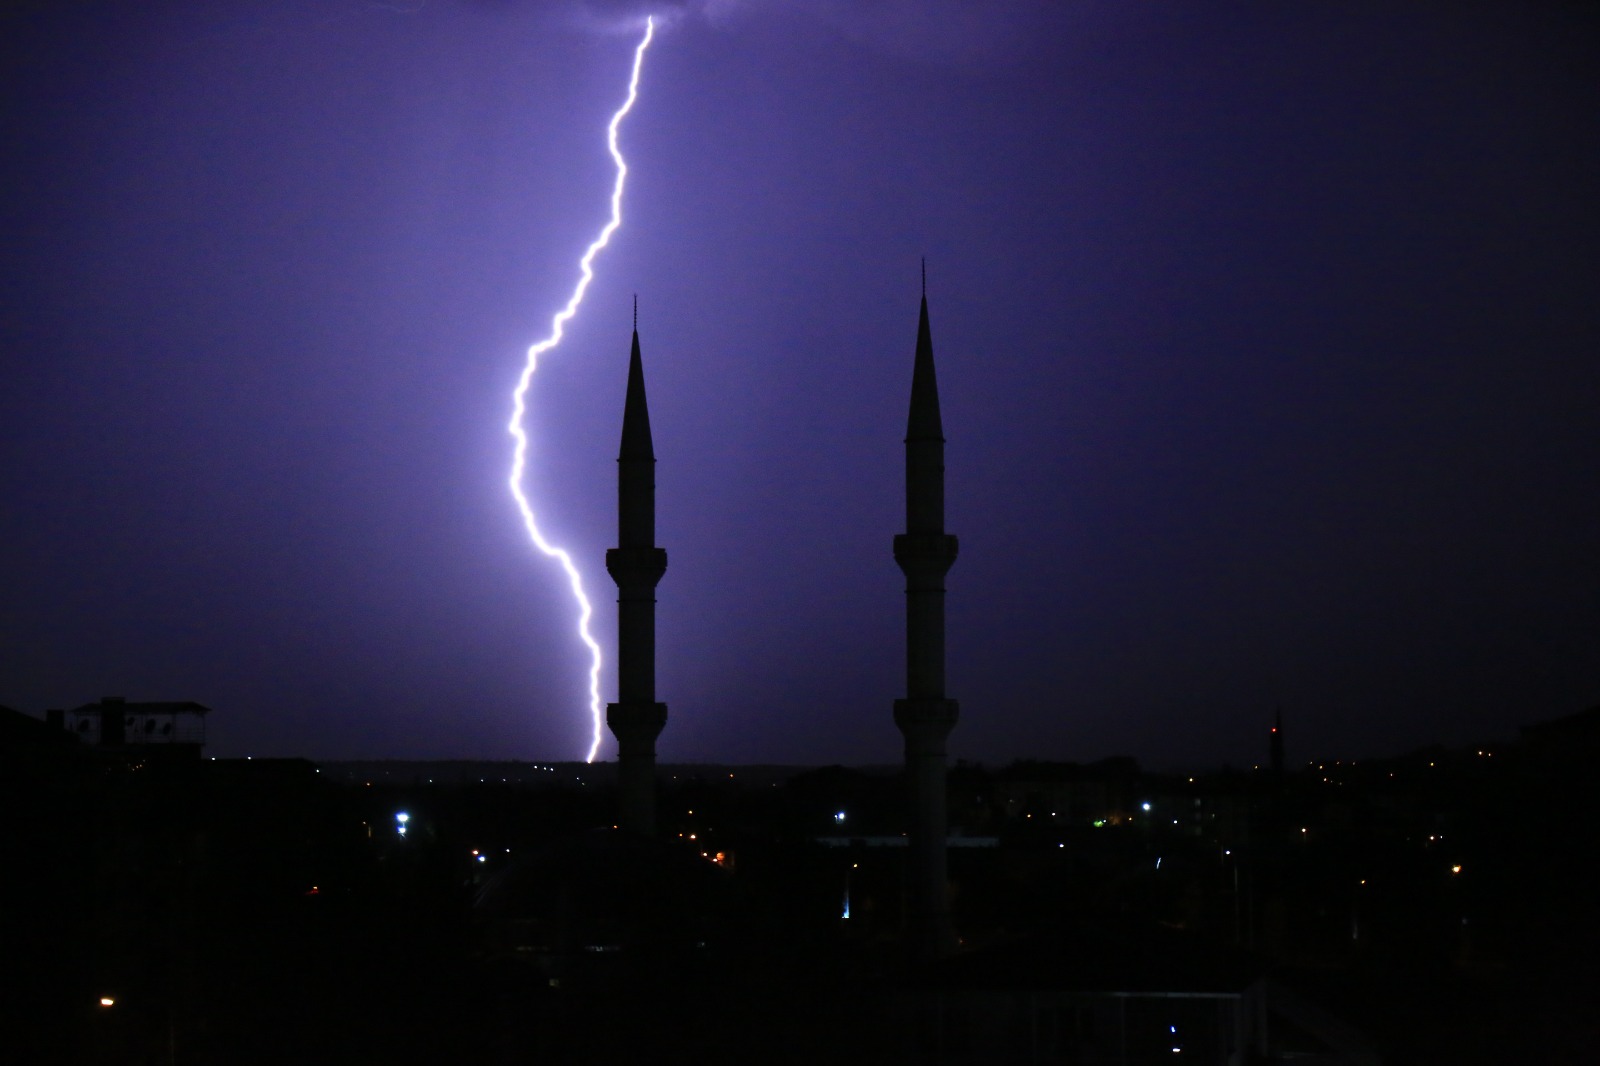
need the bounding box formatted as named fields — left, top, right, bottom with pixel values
left=0, top=703, right=82, bottom=774
left=894, top=273, right=961, bottom=958
left=1519, top=702, right=1600, bottom=768
left=64, top=696, right=208, bottom=755
left=606, top=308, right=668, bottom=834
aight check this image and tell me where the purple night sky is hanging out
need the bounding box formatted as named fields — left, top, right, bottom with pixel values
left=2, top=2, right=1595, bottom=769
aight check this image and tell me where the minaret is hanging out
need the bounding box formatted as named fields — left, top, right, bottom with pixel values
left=1270, top=708, right=1285, bottom=779
left=606, top=301, right=668, bottom=834
left=893, top=267, right=960, bottom=958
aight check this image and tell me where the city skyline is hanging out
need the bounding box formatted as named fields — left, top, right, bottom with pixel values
left=1, top=2, right=1596, bottom=768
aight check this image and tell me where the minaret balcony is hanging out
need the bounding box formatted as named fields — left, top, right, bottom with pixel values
left=606, top=701, right=668, bottom=748
left=893, top=533, right=959, bottom=578
left=894, top=697, right=960, bottom=744
left=606, top=546, right=668, bottom=586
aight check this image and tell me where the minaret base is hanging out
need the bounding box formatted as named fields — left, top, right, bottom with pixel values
left=607, top=700, right=667, bottom=835
left=895, top=696, right=960, bottom=960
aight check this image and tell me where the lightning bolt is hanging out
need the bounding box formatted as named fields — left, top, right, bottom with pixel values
left=508, top=16, right=655, bottom=764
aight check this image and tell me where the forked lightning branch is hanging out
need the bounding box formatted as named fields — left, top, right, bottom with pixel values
left=507, top=17, right=655, bottom=763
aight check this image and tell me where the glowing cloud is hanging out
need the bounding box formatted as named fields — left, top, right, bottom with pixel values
left=508, top=15, right=655, bottom=763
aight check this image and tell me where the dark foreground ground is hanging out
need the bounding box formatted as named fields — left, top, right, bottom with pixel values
left=5, top=746, right=1598, bottom=1064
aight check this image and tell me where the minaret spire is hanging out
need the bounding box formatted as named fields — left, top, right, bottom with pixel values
left=893, top=270, right=960, bottom=959
left=619, top=319, right=655, bottom=469
left=607, top=308, right=667, bottom=834
left=1270, top=707, right=1285, bottom=781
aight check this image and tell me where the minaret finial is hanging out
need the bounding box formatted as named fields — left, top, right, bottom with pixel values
left=633, top=293, right=638, bottom=332
left=921, top=257, right=926, bottom=299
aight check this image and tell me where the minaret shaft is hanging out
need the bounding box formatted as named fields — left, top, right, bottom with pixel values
left=906, top=441, right=945, bottom=534
left=613, top=560, right=661, bottom=703
left=903, top=571, right=948, bottom=699
left=618, top=465, right=654, bottom=548
left=606, top=326, right=666, bottom=834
